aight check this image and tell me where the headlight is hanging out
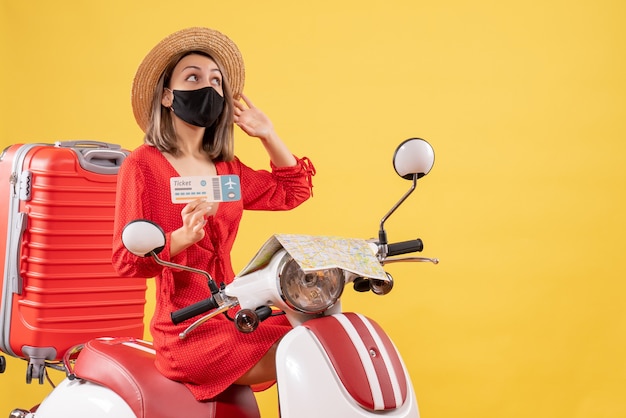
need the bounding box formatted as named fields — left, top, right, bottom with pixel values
left=278, top=254, right=345, bottom=314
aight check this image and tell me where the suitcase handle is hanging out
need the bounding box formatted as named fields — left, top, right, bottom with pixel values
left=55, top=140, right=122, bottom=150
left=79, top=149, right=128, bottom=174
left=9, top=212, right=28, bottom=295
left=55, top=141, right=128, bottom=175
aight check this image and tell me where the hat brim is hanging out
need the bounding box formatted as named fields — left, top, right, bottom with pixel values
left=131, top=27, right=245, bottom=132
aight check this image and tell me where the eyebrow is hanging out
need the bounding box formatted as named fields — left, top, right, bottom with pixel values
left=182, top=65, right=222, bottom=76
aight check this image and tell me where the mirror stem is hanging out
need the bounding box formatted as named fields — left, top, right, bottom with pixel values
left=149, top=251, right=220, bottom=294
left=378, top=174, right=418, bottom=251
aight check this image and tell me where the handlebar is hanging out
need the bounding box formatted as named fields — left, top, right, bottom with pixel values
left=170, top=238, right=425, bottom=325
left=386, top=238, right=423, bottom=256
left=171, top=297, right=219, bottom=325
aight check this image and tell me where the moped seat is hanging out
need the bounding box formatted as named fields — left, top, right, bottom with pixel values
left=72, top=337, right=260, bottom=418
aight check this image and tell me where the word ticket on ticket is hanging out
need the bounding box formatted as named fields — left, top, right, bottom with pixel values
left=170, top=175, right=241, bottom=203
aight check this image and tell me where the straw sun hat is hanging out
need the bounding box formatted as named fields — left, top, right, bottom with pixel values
left=131, top=27, right=245, bottom=132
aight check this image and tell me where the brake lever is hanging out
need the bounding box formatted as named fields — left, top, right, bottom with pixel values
left=178, top=299, right=239, bottom=340
left=381, top=256, right=439, bottom=265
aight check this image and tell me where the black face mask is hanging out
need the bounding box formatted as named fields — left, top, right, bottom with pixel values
left=170, top=86, right=224, bottom=128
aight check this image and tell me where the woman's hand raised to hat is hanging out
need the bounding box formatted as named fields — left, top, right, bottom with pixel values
left=233, top=93, right=297, bottom=168
left=233, top=94, right=275, bottom=141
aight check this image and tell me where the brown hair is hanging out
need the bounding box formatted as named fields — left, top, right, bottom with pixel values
left=143, top=51, right=235, bottom=161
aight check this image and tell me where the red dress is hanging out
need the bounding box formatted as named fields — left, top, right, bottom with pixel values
left=111, top=144, right=315, bottom=400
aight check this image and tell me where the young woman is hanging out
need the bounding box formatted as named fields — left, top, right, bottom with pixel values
left=111, top=27, right=315, bottom=401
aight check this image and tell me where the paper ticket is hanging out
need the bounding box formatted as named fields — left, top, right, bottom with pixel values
left=170, top=175, right=241, bottom=203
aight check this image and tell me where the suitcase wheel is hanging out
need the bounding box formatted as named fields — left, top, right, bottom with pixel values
left=25, top=363, right=45, bottom=385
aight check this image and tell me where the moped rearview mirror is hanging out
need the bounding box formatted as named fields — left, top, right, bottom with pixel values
left=378, top=138, right=435, bottom=253
left=121, top=219, right=166, bottom=257
left=393, top=138, right=435, bottom=180
left=122, top=219, right=221, bottom=303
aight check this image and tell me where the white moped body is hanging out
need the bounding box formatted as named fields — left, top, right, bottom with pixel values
left=30, top=378, right=135, bottom=417
left=30, top=311, right=419, bottom=418
left=9, top=138, right=436, bottom=418
left=276, top=315, right=419, bottom=417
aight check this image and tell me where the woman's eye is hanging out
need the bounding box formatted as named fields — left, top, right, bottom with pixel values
left=211, top=77, right=222, bottom=87
left=185, top=74, right=198, bottom=82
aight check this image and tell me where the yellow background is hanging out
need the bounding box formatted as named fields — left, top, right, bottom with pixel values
left=1, top=0, right=625, bottom=417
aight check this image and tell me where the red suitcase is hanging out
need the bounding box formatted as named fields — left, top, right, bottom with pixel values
left=0, top=141, right=147, bottom=383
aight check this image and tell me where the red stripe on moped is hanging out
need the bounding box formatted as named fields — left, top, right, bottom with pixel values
left=303, top=313, right=407, bottom=411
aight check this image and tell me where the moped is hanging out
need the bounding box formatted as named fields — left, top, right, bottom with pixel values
left=9, top=138, right=438, bottom=418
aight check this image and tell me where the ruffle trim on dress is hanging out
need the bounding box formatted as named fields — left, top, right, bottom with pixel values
left=270, top=156, right=316, bottom=196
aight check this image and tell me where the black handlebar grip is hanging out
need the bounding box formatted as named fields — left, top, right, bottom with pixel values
left=387, top=239, right=424, bottom=256
left=171, top=297, right=219, bottom=325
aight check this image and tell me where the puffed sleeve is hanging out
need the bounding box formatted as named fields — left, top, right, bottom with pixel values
left=238, top=156, right=316, bottom=210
